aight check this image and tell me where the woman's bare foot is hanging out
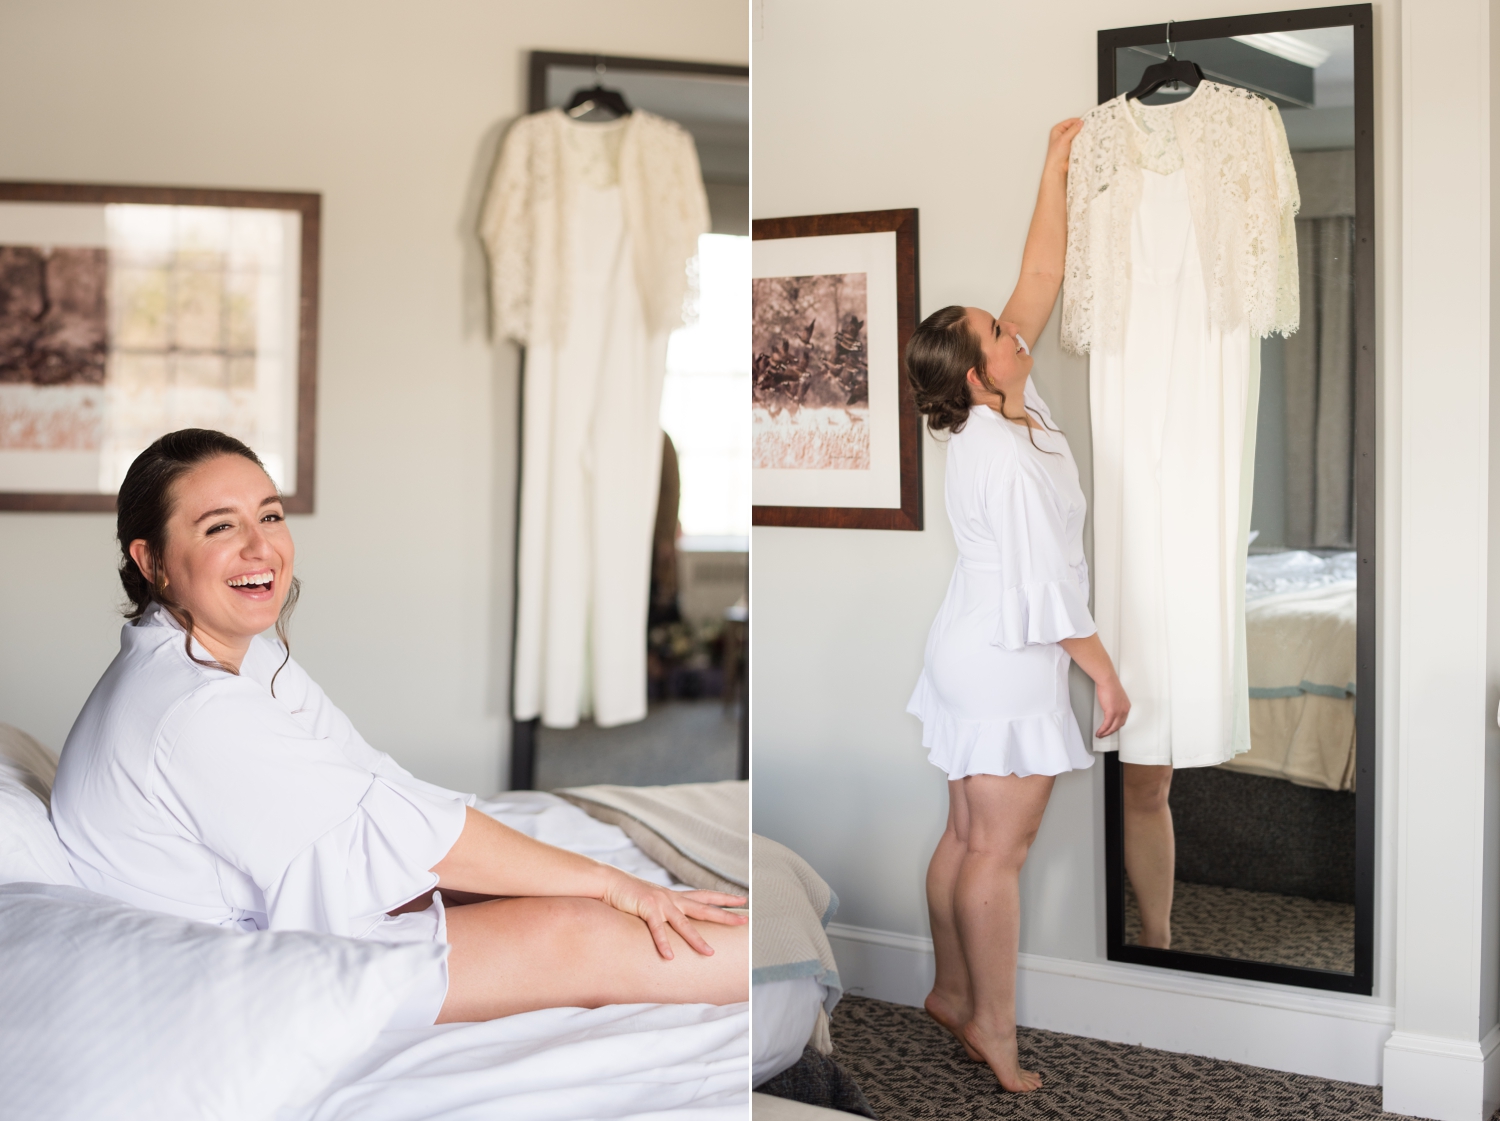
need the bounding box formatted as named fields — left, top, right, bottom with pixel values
left=924, top=990, right=983, bottom=1061
left=960, top=1019, right=1042, bottom=1092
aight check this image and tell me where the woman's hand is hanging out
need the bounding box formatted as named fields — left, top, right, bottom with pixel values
left=1044, top=118, right=1084, bottom=174
left=1001, top=118, right=1086, bottom=344
left=1095, top=674, right=1131, bottom=739
left=600, top=870, right=748, bottom=960
left=1058, top=632, right=1131, bottom=738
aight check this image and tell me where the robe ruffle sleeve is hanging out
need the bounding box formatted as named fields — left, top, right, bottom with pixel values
left=987, top=459, right=1097, bottom=652
left=153, top=680, right=470, bottom=939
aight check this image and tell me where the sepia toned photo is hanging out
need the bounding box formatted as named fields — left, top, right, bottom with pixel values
left=0, top=187, right=318, bottom=510
left=0, top=246, right=109, bottom=454
left=752, top=272, right=870, bottom=470
left=751, top=209, right=921, bottom=530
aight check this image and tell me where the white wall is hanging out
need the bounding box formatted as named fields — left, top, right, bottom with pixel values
left=750, top=0, right=1434, bottom=1098
left=752, top=0, right=1388, bottom=965
left=752, top=0, right=1120, bottom=957
left=1381, top=2, right=1500, bottom=1116
left=0, top=0, right=746, bottom=794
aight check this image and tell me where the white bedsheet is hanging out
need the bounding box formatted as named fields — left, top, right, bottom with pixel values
left=1245, top=549, right=1356, bottom=602
left=280, top=1003, right=749, bottom=1121
left=280, top=791, right=749, bottom=1121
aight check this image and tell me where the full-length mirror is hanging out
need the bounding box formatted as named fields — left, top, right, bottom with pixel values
left=1101, top=7, right=1373, bottom=992
left=506, top=52, right=750, bottom=795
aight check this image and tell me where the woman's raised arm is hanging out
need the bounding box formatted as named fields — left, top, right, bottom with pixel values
left=999, top=118, right=1083, bottom=348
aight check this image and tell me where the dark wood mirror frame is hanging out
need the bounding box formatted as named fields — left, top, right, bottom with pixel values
left=507, top=51, right=749, bottom=792
left=1098, top=4, right=1375, bottom=995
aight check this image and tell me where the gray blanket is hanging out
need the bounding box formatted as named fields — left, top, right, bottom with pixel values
left=556, top=780, right=748, bottom=895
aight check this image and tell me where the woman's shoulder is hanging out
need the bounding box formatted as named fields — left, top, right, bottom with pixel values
left=952, top=406, right=1027, bottom=472
left=57, top=617, right=262, bottom=796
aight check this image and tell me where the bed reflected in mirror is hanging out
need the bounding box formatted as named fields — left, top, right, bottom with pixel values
left=1106, top=13, right=1370, bottom=989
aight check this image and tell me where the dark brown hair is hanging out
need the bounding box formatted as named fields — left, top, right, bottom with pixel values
left=904, top=305, right=1057, bottom=450
left=117, top=428, right=299, bottom=693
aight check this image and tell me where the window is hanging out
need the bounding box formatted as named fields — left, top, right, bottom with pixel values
left=660, top=233, right=749, bottom=546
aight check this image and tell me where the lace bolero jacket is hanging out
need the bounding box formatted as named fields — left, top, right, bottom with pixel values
left=481, top=108, right=710, bottom=347
left=1061, top=81, right=1301, bottom=355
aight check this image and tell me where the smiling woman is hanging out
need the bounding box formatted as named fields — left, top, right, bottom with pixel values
left=114, top=430, right=300, bottom=686
left=50, top=428, right=748, bottom=1027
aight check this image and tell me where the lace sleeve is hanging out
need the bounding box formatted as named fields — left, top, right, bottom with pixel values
left=1060, top=115, right=1097, bottom=356
left=621, top=114, right=711, bottom=336
left=1060, top=99, right=1137, bottom=356
left=1266, top=100, right=1301, bottom=337
left=480, top=115, right=536, bottom=345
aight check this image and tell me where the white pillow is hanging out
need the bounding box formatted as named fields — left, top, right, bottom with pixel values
left=0, top=882, right=446, bottom=1121
left=0, top=722, right=57, bottom=803
left=0, top=758, right=80, bottom=886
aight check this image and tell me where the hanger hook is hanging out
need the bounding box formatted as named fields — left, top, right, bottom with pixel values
left=595, top=58, right=607, bottom=78
left=1166, top=19, right=1176, bottom=60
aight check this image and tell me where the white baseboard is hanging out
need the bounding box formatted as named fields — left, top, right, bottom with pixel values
left=826, top=922, right=1394, bottom=1086
left=1381, top=1027, right=1500, bottom=1121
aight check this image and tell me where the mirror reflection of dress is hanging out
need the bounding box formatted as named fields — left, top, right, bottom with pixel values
left=482, top=110, right=709, bottom=730
left=1064, top=81, right=1301, bottom=768
left=1062, top=81, right=1300, bottom=946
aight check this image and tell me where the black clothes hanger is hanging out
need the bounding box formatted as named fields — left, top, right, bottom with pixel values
left=564, top=60, right=632, bottom=120
left=1125, top=20, right=1205, bottom=101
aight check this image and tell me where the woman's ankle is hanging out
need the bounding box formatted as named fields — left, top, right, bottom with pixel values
left=964, top=1014, right=1018, bottom=1041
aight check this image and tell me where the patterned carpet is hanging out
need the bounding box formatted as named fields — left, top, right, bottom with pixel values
left=829, top=996, right=1405, bottom=1120
left=1124, top=880, right=1355, bottom=972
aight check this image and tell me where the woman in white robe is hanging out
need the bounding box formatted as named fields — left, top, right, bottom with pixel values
left=903, top=121, right=1129, bottom=1094
left=52, top=429, right=747, bottom=1027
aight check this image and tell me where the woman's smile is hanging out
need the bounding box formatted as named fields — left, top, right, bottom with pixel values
left=226, top=570, right=276, bottom=601
left=129, top=451, right=297, bottom=672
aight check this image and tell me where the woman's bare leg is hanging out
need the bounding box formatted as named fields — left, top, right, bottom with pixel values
left=925, top=779, right=981, bottom=1060
left=438, top=896, right=748, bottom=1022
left=1122, top=762, right=1174, bottom=949
left=954, top=773, right=1054, bottom=1093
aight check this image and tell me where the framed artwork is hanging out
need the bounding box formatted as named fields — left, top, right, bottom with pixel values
left=751, top=207, right=921, bottom=531
left=0, top=183, right=320, bottom=512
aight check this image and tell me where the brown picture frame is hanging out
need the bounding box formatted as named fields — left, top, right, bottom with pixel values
left=0, top=182, right=320, bottom=513
left=751, top=207, right=922, bottom=531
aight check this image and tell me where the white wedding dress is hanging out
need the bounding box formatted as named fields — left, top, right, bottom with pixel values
left=1065, top=84, right=1299, bottom=767
left=482, top=111, right=708, bottom=728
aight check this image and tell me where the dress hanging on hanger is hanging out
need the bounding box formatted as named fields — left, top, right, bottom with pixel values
left=482, top=107, right=708, bottom=729
left=1063, top=80, right=1300, bottom=768
left=563, top=62, right=633, bottom=121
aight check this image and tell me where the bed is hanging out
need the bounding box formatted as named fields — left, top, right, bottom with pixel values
left=1170, top=551, right=1358, bottom=904
left=0, top=724, right=749, bottom=1121
left=1220, top=549, right=1357, bottom=792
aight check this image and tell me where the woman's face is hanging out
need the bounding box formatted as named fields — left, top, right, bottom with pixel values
left=963, top=307, right=1033, bottom=399
left=132, top=454, right=295, bottom=648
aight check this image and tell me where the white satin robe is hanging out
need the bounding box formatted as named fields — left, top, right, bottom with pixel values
left=51, top=606, right=472, bottom=1024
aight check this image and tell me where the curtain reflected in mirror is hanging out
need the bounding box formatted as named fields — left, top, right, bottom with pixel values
left=1114, top=24, right=1359, bottom=976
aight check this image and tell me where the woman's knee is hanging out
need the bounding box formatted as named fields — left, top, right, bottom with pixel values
left=963, top=827, right=1037, bottom=867
left=1122, top=766, right=1172, bottom=813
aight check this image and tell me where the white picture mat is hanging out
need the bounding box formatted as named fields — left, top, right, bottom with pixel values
left=752, top=231, right=902, bottom=509
left=0, top=203, right=108, bottom=247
